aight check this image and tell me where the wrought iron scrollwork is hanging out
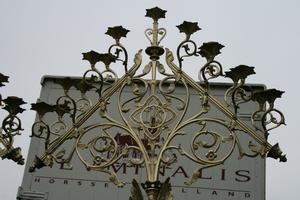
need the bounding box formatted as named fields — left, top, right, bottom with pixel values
left=176, top=21, right=201, bottom=69
left=28, top=6, right=287, bottom=200
left=224, top=65, right=256, bottom=114
left=251, top=89, right=285, bottom=138
left=0, top=73, right=25, bottom=164
left=198, top=42, right=224, bottom=84
left=176, top=23, right=225, bottom=90
left=106, top=26, right=130, bottom=72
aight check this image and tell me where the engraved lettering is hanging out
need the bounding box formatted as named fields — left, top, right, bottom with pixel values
left=111, top=163, right=127, bottom=174
left=221, top=169, right=226, bottom=180
left=34, top=177, right=40, bottom=182
left=235, top=170, right=251, bottom=182
left=228, top=191, right=234, bottom=196
left=171, top=166, right=188, bottom=178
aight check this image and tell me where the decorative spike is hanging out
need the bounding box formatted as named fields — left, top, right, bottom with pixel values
left=145, top=7, right=167, bottom=21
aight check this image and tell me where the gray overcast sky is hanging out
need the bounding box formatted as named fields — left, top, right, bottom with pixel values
left=0, top=0, right=299, bottom=199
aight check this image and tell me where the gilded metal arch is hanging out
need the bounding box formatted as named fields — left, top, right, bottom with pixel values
left=27, top=7, right=287, bottom=200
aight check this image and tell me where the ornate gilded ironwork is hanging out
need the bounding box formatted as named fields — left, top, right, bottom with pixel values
left=0, top=73, right=25, bottom=164
left=28, top=7, right=286, bottom=200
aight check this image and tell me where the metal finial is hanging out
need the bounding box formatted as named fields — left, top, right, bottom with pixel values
left=0, top=73, right=9, bottom=87
left=145, top=7, right=167, bottom=22
left=225, top=65, right=256, bottom=83
left=198, top=42, right=225, bottom=61
left=176, top=21, right=201, bottom=39
left=105, top=26, right=130, bottom=43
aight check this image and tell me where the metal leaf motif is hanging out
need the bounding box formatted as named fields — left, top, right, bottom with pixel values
left=54, top=101, right=71, bottom=117
left=176, top=21, right=201, bottom=36
left=105, top=26, right=130, bottom=41
left=55, top=77, right=76, bottom=92
left=2, top=147, right=24, bottom=165
left=82, top=50, right=103, bottom=65
left=198, top=42, right=225, bottom=60
left=129, top=179, right=143, bottom=200
left=83, top=51, right=117, bottom=66
left=31, top=102, right=55, bottom=117
left=267, top=143, right=287, bottom=162
left=252, top=89, right=284, bottom=105
left=3, top=96, right=26, bottom=115
left=225, top=65, right=255, bottom=82
left=145, top=7, right=167, bottom=21
left=157, top=177, right=173, bottom=200
left=74, top=79, right=95, bottom=94
left=0, top=73, right=9, bottom=87
left=98, top=53, right=117, bottom=66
